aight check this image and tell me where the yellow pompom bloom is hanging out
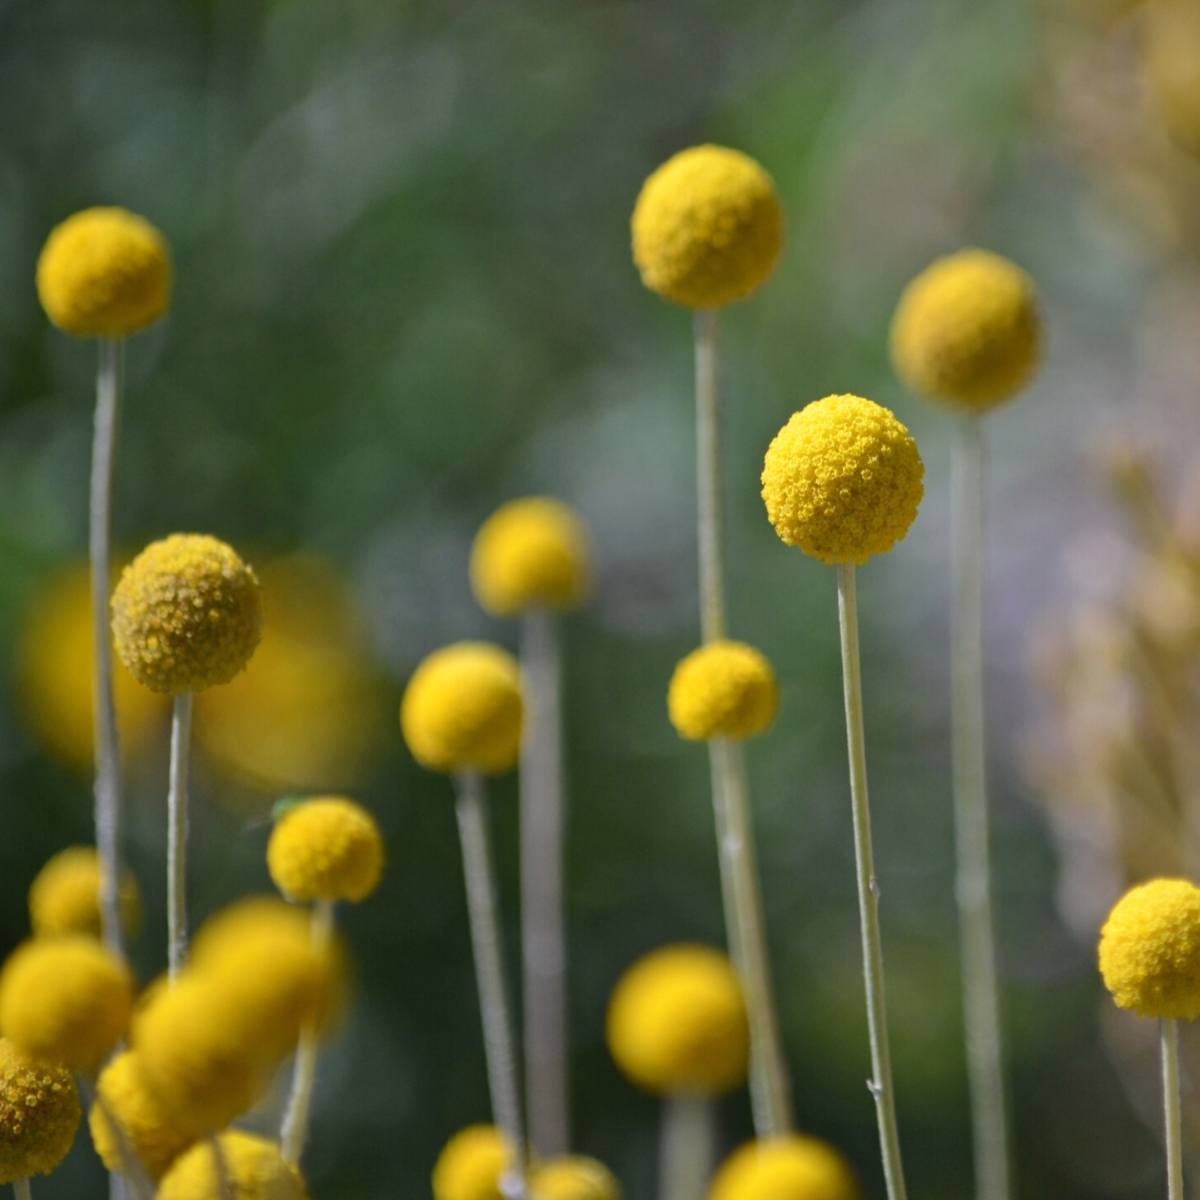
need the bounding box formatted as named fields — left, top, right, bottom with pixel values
left=0, top=936, right=132, bottom=1072
left=761, top=394, right=924, bottom=566
left=401, top=643, right=524, bottom=775
left=28, top=845, right=141, bottom=941
left=111, top=534, right=262, bottom=695
left=36, top=207, right=171, bottom=338
left=632, top=145, right=783, bottom=309
left=88, top=1050, right=195, bottom=1180
left=532, top=1156, right=622, bottom=1200
left=470, top=498, right=590, bottom=618
left=889, top=249, right=1039, bottom=412
left=0, top=1038, right=80, bottom=1184
left=606, top=944, right=748, bottom=1096
left=1099, top=878, right=1200, bottom=1018
left=432, top=1125, right=512, bottom=1200
left=158, top=1132, right=307, bottom=1200
left=268, top=796, right=385, bottom=903
left=708, top=1136, right=860, bottom=1200
left=668, top=641, right=778, bottom=742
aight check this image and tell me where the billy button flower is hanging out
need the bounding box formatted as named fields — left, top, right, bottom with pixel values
left=0, top=1038, right=81, bottom=1191
left=156, top=1131, right=307, bottom=1200
left=708, top=1136, right=860, bottom=1200
left=28, top=845, right=141, bottom=942
left=531, top=1157, right=622, bottom=1200
left=668, top=641, right=778, bottom=742
left=433, top=1126, right=513, bottom=1200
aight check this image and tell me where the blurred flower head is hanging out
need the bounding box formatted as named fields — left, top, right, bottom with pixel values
left=531, top=1156, right=622, bottom=1200
left=28, top=844, right=141, bottom=941
left=667, top=640, right=779, bottom=742
left=708, top=1135, right=860, bottom=1200
left=156, top=1131, right=307, bottom=1200
left=432, top=1125, right=512, bottom=1200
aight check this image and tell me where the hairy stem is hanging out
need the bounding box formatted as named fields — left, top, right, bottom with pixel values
left=167, top=693, right=193, bottom=978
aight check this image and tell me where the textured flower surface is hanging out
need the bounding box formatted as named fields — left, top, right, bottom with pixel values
left=112, top=534, right=262, bottom=694
left=157, top=1131, right=307, bottom=1200
left=531, top=1156, right=622, bottom=1200
left=668, top=640, right=778, bottom=741
left=632, top=144, right=783, bottom=309
left=28, top=844, right=141, bottom=940
left=761, top=394, right=924, bottom=565
left=0, top=1038, right=80, bottom=1184
left=36, top=206, right=171, bottom=337
left=708, top=1136, right=860, bottom=1200
left=470, top=497, right=590, bottom=617
left=401, top=642, right=524, bottom=775
left=606, top=944, right=748, bottom=1096
left=889, top=248, right=1039, bottom=412
left=432, top=1125, right=511, bottom=1200
left=1099, top=878, right=1200, bottom=1017
left=268, top=796, right=385, bottom=903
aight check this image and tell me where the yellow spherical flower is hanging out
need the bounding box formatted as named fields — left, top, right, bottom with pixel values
left=36, top=207, right=171, bottom=338
left=889, top=249, right=1039, bottom=412
left=0, top=1038, right=80, bottom=1185
left=0, top=936, right=132, bottom=1072
left=28, top=845, right=141, bottom=941
left=158, top=1132, right=307, bottom=1200
left=401, top=643, right=524, bottom=775
left=606, top=944, right=748, bottom=1096
left=1099, top=878, right=1200, bottom=1018
left=432, top=1125, right=512, bottom=1200
left=88, top=1050, right=195, bottom=1180
left=268, top=796, right=385, bottom=903
left=632, top=145, right=784, bottom=309
left=470, top=498, right=591, bottom=618
left=708, top=1136, right=860, bottom=1200
left=761, top=394, right=924, bottom=566
left=112, top=534, right=262, bottom=694
left=532, top=1156, right=622, bottom=1200
left=668, top=641, right=778, bottom=742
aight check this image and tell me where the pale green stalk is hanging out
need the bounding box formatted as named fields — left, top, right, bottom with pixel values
left=167, top=693, right=193, bottom=978
left=13, top=1180, right=30, bottom=1200
left=1163, top=1018, right=1184, bottom=1200
left=694, top=308, right=725, bottom=642
left=659, top=1094, right=713, bottom=1200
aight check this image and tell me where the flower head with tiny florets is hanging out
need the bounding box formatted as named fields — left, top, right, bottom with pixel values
left=708, top=1136, right=860, bottom=1200
left=268, top=796, right=385, bottom=904
left=668, top=640, right=778, bottom=742
left=157, top=1131, right=308, bottom=1200
left=28, top=844, right=141, bottom=941
left=0, top=1038, right=80, bottom=1184
left=432, top=1125, right=512, bottom=1200
left=532, top=1156, right=622, bottom=1200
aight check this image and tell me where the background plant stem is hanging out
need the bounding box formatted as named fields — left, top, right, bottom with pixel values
left=1163, top=1018, right=1183, bottom=1200
left=659, top=1094, right=712, bottom=1200
left=694, top=309, right=725, bottom=643
left=167, top=692, right=193, bottom=978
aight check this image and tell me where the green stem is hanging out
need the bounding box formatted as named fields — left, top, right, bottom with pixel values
left=658, top=1094, right=712, bottom=1200
left=1163, top=1018, right=1184, bottom=1200
left=13, top=1180, right=31, bottom=1200
left=167, top=692, right=193, bottom=978
left=694, top=308, right=726, bottom=642
left=835, top=563, right=908, bottom=1200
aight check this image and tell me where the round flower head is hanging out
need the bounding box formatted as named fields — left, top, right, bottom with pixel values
left=111, top=533, right=262, bottom=694
left=432, top=1125, right=512, bottom=1200
left=0, top=1038, right=80, bottom=1184
left=1099, top=878, right=1200, bottom=1018
left=889, top=249, right=1040, bottom=412
left=157, top=1131, right=307, bottom=1200
left=532, top=1156, right=622, bottom=1200
left=761, top=394, right=924, bottom=565
left=668, top=640, right=779, bottom=742
left=470, top=497, right=591, bottom=618
left=0, top=936, right=132, bottom=1071
left=401, top=642, right=524, bottom=775
left=36, top=207, right=171, bottom=338
left=606, top=944, right=748, bottom=1096
left=268, top=796, right=385, bottom=903
left=89, top=1050, right=196, bottom=1180
left=28, top=844, right=141, bottom=941
left=708, top=1136, right=860, bottom=1200
left=632, top=145, right=783, bottom=309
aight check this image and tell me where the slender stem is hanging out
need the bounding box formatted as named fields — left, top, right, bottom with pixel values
left=694, top=309, right=726, bottom=643
left=1163, top=1018, right=1184, bottom=1200
left=835, top=564, right=908, bottom=1200
left=708, top=737, right=793, bottom=1136
left=167, top=693, right=193, bottom=978
left=658, top=1095, right=713, bottom=1200
left=13, top=1180, right=31, bottom=1200
left=519, top=607, right=569, bottom=1158
left=951, top=417, right=1011, bottom=1200
left=455, top=772, right=527, bottom=1199
left=78, top=1074, right=154, bottom=1200
left=281, top=900, right=336, bottom=1166
left=91, top=337, right=125, bottom=959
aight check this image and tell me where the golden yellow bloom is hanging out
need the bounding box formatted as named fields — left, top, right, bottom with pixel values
left=401, top=643, right=524, bottom=775
left=532, top=1156, right=622, bottom=1200
left=268, top=796, right=385, bottom=903
left=708, top=1136, right=860, bottom=1200
left=632, top=145, right=783, bottom=309
left=432, top=1125, right=512, bottom=1200
left=112, top=534, right=262, bottom=694
left=28, top=845, right=141, bottom=941
left=668, top=641, right=778, bottom=741
left=0, top=1038, right=80, bottom=1184
left=36, top=207, right=171, bottom=338
left=157, top=1132, right=307, bottom=1200
left=606, top=944, right=748, bottom=1096
left=889, top=249, right=1039, bottom=412
left=88, top=1050, right=195, bottom=1180
left=1144, top=0, right=1200, bottom=156
left=1099, top=878, right=1200, bottom=1018
left=0, top=936, right=132, bottom=1071
left=761, top=394, right=924, bottom=566
left=470, top=497, right=591, bottom=617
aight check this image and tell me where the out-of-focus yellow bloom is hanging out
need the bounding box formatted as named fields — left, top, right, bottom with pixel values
left=708, top=1136, right=860, bottom=1200
left=432, top=1125, right=512, bottom=1200
left=632, top=145, right=783, bottom=309
left=470, top=498, right=591, bottom=618
left=531, top=1156, right=622, bottom=1200
left=28, top=845, right=140, bottom=941
left=668, top=641, right=778, bottom=741
left=36, top=207, right=170, bottom=338
left=761, top=395, right=924, bottom=565
left=1144, top=0, right=1200, bottom=156
left=268, top=796, right=385, bottom=903
left=112, top=534, right=262, bottom=694
left=606, top=944, right=748, bottom=1096
left=157, top=1131, right=307, bottom=1200
left=0, top=1038, right=80, bottom=1184
left=401, top=643, right=524, bottom=775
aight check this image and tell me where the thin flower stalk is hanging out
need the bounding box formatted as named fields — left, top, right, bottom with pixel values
left=659, top=1094, right=713, bottom=1200
left=1162, top=1018, right=1184, bottom=1200
left=167, top=693, right=193, bottom=978
left=694, top=309, right=725, bottom=642
left=13, top=1180, right=30, bottom=1200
